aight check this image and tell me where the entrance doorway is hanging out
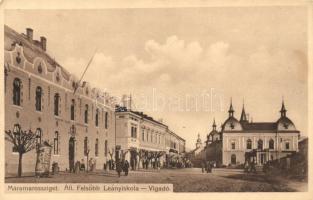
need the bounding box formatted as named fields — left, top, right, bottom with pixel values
left=231, top=154, right=236, bottom=165
left=69, top=137, right=75, bottom=172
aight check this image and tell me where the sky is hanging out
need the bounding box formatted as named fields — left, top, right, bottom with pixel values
left=5, top=7, right=308, bottom=149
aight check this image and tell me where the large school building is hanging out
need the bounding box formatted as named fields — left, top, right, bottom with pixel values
left=4, top=25, right=185, bottom=176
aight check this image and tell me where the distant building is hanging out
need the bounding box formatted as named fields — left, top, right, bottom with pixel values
left=204, top=119, right=223, bottom=166
left=115, top=105, right=185, bottom=169
left=4, top=25, right=116, bottom=175
left=186, top=134, right=205, bottom=167
left=221, top=100, right=300, bottom=166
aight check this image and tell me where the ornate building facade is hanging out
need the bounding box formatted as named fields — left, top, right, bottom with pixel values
left=204, top=100, right=300, bottom=167
left=4, top=25, right=117, bottom=175
left=115, top=106, right=186, bottom=169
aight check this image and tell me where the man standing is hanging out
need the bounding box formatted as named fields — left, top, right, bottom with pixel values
left=116, top=159, right=122, bottom=177
left=201, top=160, right=205, bottom=173
left=124, top=160, right=130, bottom=176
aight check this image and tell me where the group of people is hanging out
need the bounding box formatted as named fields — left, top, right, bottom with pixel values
left=115, top=159, right=130, bottom=177
left=201, top=160, right=215, bottom=173
left=141, top=159, right=161, bottom=169
left=244, top=160, right=257, bottom=173
left=71, top=158, right=97, bottom=173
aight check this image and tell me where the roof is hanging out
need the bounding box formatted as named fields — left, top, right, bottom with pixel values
left=131, top=110, right=167, bottom=127
left=241, top=122, right=277, bottom=132
left=116, top=108, right=167, bottom=127
left=4, top=25, right=72, bottom=80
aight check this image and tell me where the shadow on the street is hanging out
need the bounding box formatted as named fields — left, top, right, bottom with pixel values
left=96, top=173, right=120, bottom=177
left=220, top=173, right=280, bottom=184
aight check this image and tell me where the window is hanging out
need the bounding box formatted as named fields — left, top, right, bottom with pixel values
left=231, top=141, right=235, bottom=149
left=95, top=109, right=99, bottom=127
left=231, top=154, right=236, bottom=165
left=151, top=133, right=153, bottom=142
left=13, top=78, right=21, bottom=106
left=269, top=139, right=274, bottom=150
left=54, top=131, right=59, bottom=155
left=147, top=131, right=149, bottom=142
left=95, top=138, right=99, bottom=157
left=54, top=93, right=60, bottom=116
left=35, top=86, right=42, bottom=111
left=257, top=139, right=263, bottom=150
left=142, top=130, right=145, bottom=141
left=104, top=140, right=108, bottom=157
left=285, top=141, right=290, bottom=150
left=246, top=139, right=252, bottom=149
left=70, top=99, right=75, bottom=120
left=84, top=105, right=88, bottom=124
left=36, top=128, right=42, bottom=145
left=84, top=137, right=88, bottom=156
left=105, top=112, right=108, bottom=129
left=131, top=126, right=137, bottom=138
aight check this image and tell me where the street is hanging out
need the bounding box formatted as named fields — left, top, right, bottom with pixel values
left=5, top=168, right=307, bottom=192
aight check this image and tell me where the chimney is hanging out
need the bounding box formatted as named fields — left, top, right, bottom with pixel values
left=26, top=28, right=33, bottom=40
left=40, top=36, right=47, bottom=51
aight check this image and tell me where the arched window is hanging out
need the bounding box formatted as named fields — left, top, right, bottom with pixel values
left=95, top=138, right=99, bottom=157
left=54, top=93, right=60, bottom=116
left=269, top=139, right=274, bottom=150
left=70, top=99, right=75, bottom=120
left=54, top=131, right=59, bottom=155
left=104, top=140, right=108, bottom=157
left=95, top=109, right=99, bottom=127
left=105, top=112, right=108, bottom=129
left=36, top=128, right=42, bottom=145
left=257, top=139, right=263, bottom=150
left=84, top=104, right=88, bottom=124
left=147, top=131, right=149, bottom=143
left=13, top=78, right=21, bottom=106
left=246, top=139, right=252, bottom=149
left=35, top=86, right=42, bottom=111
left=84, top=137, right=88, bottom=156
left=231, top=154, right=236, bottom=165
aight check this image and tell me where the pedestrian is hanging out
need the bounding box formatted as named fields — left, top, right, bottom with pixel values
left=201, top=161, right=205, bottom=173
left=88, top=158, right=93, bottom=172
left=250, top=160, right=256, bottom=173
left=74, top=160, right=81, bottom=173
left=116, top=159, right=122, bottom=177
left=124, top=160, right=130, bottom=176
left=206, top=161, right=211, bottom=173
left=80, top=159, right=86, bottom=172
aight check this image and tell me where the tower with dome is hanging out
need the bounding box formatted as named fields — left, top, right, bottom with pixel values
left=205, top=99, right=300, bottom=167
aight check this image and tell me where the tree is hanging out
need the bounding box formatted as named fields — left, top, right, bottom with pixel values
left=137, top=149, right=146, bottom=169
left=5, top=125, right=37, bottom=177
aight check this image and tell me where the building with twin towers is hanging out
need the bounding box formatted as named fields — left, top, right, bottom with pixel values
left=203, top=100, right=300, bottom=167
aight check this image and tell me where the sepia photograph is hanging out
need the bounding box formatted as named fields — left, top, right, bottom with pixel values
left=1, top=0, right=311, bottom=197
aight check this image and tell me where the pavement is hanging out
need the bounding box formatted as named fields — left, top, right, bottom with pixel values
left=5, top=168, right=307, bottom=192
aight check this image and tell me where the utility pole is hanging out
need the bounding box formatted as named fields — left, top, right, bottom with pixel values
left=73, top=49, right=97, bottom=94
